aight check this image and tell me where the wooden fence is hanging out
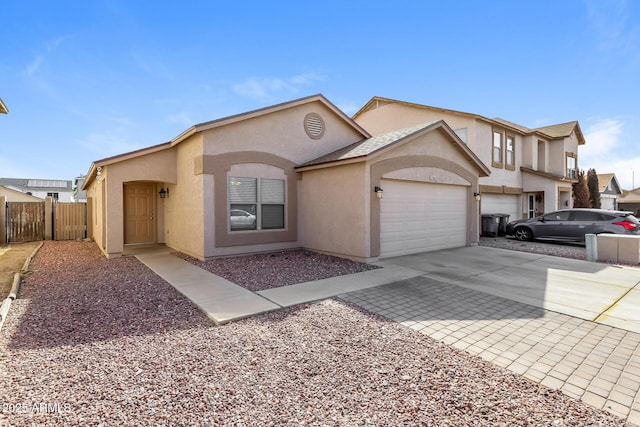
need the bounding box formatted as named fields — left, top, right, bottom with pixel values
left=7, top=202, right=45, bottom=243
left=2, top=199, right=87, bottom=243
left=53, top=202, right=86, bottom=240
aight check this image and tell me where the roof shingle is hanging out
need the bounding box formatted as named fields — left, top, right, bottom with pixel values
left=299, top=122, right=438, bottom=167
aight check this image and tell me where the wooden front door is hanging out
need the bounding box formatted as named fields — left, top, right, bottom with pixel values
left=124, top=183, right=156, bottom=244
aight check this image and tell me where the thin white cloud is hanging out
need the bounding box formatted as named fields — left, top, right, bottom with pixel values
left=166, top=111, right=193, bottom=127
left=24, top=36, right=69, bottom=76
left=288, top=72, right=326, bottom=85
left=26, top=55, right=44, bottom=76
left=584, top=0, right=639, bottom=55
left=336, top=101, right=360, bottom=116
left=579, top=117, right=639, bottom=189
left=131, top=47, right=176, bottom=82
left=74, top=126, right=145, bottom=160
left=581, top=118, right=623, bottom=158
left=232, top=72, right=326, bottom=100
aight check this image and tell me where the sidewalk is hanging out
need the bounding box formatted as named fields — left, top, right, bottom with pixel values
left=134, top=246, right=423, bottom=324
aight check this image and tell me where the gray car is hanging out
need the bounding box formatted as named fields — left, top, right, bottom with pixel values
left=506, top=208, right=640, bottom=242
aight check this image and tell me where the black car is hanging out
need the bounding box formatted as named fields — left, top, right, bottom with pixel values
left=506, top=209, right=640, bottom=242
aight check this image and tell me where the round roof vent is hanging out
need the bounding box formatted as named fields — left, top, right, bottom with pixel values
left=304, top=113, right=325, bottom=140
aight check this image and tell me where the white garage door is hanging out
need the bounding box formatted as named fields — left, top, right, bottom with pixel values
left=380, top=179, right=467, bottom=258
left=481, top=194, right=520, bottom=222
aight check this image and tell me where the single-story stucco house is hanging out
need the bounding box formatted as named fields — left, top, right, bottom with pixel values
left=0, top=185, right=43, bottom=202
left=619, top=187, right=640, bottom=216
left=82, top=94, right=489, bottom=261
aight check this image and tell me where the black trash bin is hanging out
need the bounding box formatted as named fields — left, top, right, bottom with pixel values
left=481, top=214, right=499, bottom=237
left=496, top=214, right=510, bottom=236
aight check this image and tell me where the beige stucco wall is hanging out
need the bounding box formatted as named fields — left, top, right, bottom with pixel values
left=355, top=103, right=481, bottom=152
left=298, top=162, right=369, bottom=259
left=91, top=148, right=177, bottom=258
left=368, top=128, right=481, bottom=256
left=0, top=187, right=42, bottom=202
left=299, top=126, right=483, bottom=261
left=203, top=101, right=364, bottom=164
left=521, top=171, right=572, bottom=213
left=188, top=100, right=365, bottom=259
left=354, top=103, right=522, bottom=192
left=163, top=134, right=205, bottom=259
left=85, top=170, right=105, bottom=251
left=549, top=131, right=580, bottom=177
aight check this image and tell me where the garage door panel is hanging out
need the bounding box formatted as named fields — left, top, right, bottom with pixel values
left=481, top=194, right=520, bottom=221
left=380, top=180, right=467, bottom=258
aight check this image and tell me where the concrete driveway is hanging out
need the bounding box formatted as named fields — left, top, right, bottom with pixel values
left=376, top=246, right=640, bottom=334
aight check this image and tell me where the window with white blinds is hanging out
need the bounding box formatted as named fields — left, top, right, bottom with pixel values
left=229, top=177, right=257, bottom=203
left=228, top=176, right=285, bottom=231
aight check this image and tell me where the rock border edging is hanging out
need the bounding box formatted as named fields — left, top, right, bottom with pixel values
left=0, top=242, right=44, bottom=334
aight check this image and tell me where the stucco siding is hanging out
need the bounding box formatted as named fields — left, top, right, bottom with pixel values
left=377, top=128, right=480, bottom=175
left=367, top=128, right=482, bottom=257
left=202, top=101, right=364, bottom=164
left=298, top=163, right=369, bottom=259
left=355, top=103, right=480, bottom=152
left=549, top=141, right=567, bottom=176
left=0, top=188, right=43, bottom=202
left=98, top=148, right=177, bottom=257
left=164, top=134, right=205, bottom=259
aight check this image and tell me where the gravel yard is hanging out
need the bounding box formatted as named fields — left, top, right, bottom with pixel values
left=0, top=241, right=630, bottom=426
left=174, top=249, right=379, bottom=292
left=478, top=236, right=587, bottom=260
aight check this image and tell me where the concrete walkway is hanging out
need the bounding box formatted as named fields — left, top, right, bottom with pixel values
left=133, top=245, right=423, bottom=324
left=133, top=245, right=640, bottom=424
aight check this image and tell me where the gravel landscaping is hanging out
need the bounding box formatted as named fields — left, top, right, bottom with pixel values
left=174, top=249, right=379, bottom=292
left=478, top=236, right=587, bottom=260
left=0, top=241, right=631, bottom=426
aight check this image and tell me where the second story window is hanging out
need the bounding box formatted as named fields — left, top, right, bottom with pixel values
left=566, top=153, right=577, bottom=179
left=506, top=135, right=515, bottom=170
left=492, top=131, right=503, bottom=167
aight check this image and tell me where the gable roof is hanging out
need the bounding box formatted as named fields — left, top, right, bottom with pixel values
left=297, top=120, right=490, bottom=176
left=491, top=118, right=531, bottom=133
left=172, top=94, right=370, bottom=145
left=0, top=98, right=7, bottom=114
left=0, top=185, right=43, bottom=201
left=84, top=94, right=371, bottom=188
left=596, top=173, right=622, bottom=194
left=354, top=96, right=585, bottom=144
left=620, top=187, right=640, bottom=203
left=533, top=121, right=585, bottom=145
left=353, top=96, right=493, bottom=126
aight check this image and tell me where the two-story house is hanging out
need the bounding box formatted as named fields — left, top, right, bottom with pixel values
left=352, top=97, right=585, bottom=221
left=0, top=178, right=74, bottom=202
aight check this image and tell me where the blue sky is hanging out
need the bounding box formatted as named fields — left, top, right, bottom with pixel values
left=1, top=1, right=639, bottom=189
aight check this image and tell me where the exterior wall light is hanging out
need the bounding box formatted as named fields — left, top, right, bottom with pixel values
left=473, top=192, right=481, bottom=201
left=374, top=186, right=383, bottom=199
left=159, top=188, right=169, bottom=198
left=96, top=166, right=103, bottom=183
